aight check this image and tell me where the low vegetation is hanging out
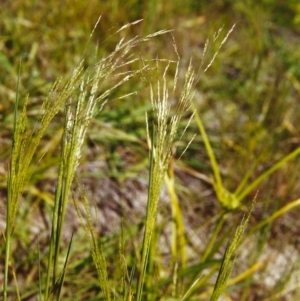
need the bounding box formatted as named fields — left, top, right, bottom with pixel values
left=1, top=1, right=300, bottom=300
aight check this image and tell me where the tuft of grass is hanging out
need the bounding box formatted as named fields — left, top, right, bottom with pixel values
left=3, top=20, right=170, bottom=301
left=3, top=2, right=300, bottom=299
left=136, top=58, right=195, bottom=301
left=194, top=104, right=300, bottom=210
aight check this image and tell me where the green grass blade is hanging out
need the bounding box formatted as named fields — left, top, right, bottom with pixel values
left=210, top=204, right=253, bottom=301
left=246, top=198, right=300, bottom=238
left=234, top=155, right=261, bottom=197
left=236, top=146, right=300, bottom=203
left=55, top=233, right=74, bottom=301
left=165, top=172, right=187, bottom=268
left=201, top=213, right=227, bottom=263
left=136, top=128, right=155, bottom=301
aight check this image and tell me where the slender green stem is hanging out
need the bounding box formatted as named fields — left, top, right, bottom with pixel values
left=3, top=224, right=10, bottom=301
left=53, top=175, right=70, bottom=288
left=3, top=61, right=22, bottom=301
left=45, top=144, right=65, bottom=300
left=201, top=213, right=227, bottom=263
left=234, top=155, right=261, bottom=197
left=236, top=146, right=300, bottom=202
left=193, top=107, right=223, bottom=193
left=165, top=171, right=186, bottom=267
left=136, top=128, right=155, bottom=301
left=246, top=198, right=300, bottom=239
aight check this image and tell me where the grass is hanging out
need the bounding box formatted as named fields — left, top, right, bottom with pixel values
left=2, top=0, right=300, bottom=300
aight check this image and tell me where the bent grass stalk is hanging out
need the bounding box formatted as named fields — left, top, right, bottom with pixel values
left=165, top=169, right=187, bottom=269
left=192, top=23, right=300, bottom=210
left=194, top=106, right=300, bottom=210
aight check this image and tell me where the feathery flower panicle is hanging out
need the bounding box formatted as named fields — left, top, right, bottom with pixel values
left=137, top=58, right=195, bottom=301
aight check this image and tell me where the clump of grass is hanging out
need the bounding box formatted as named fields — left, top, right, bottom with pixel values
left=194, top=81, right=300, bottom=211
left=136, top=57, right=195, bottom=300
left=3, top=12, right=300, bottom=300
left=3, top=20, right=170, bottom=301
left=187, top=23, right=300, bottom=211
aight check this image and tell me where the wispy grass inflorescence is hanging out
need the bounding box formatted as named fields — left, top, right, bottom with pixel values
left=4, top=57, right=91, bottom=301
left=44, top=24, right=172, bottom=301
left=137, top=58, right=195, bottom=301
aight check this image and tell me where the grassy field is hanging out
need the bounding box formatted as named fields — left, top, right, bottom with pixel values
left=2, top=1, right=300, bottom=300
